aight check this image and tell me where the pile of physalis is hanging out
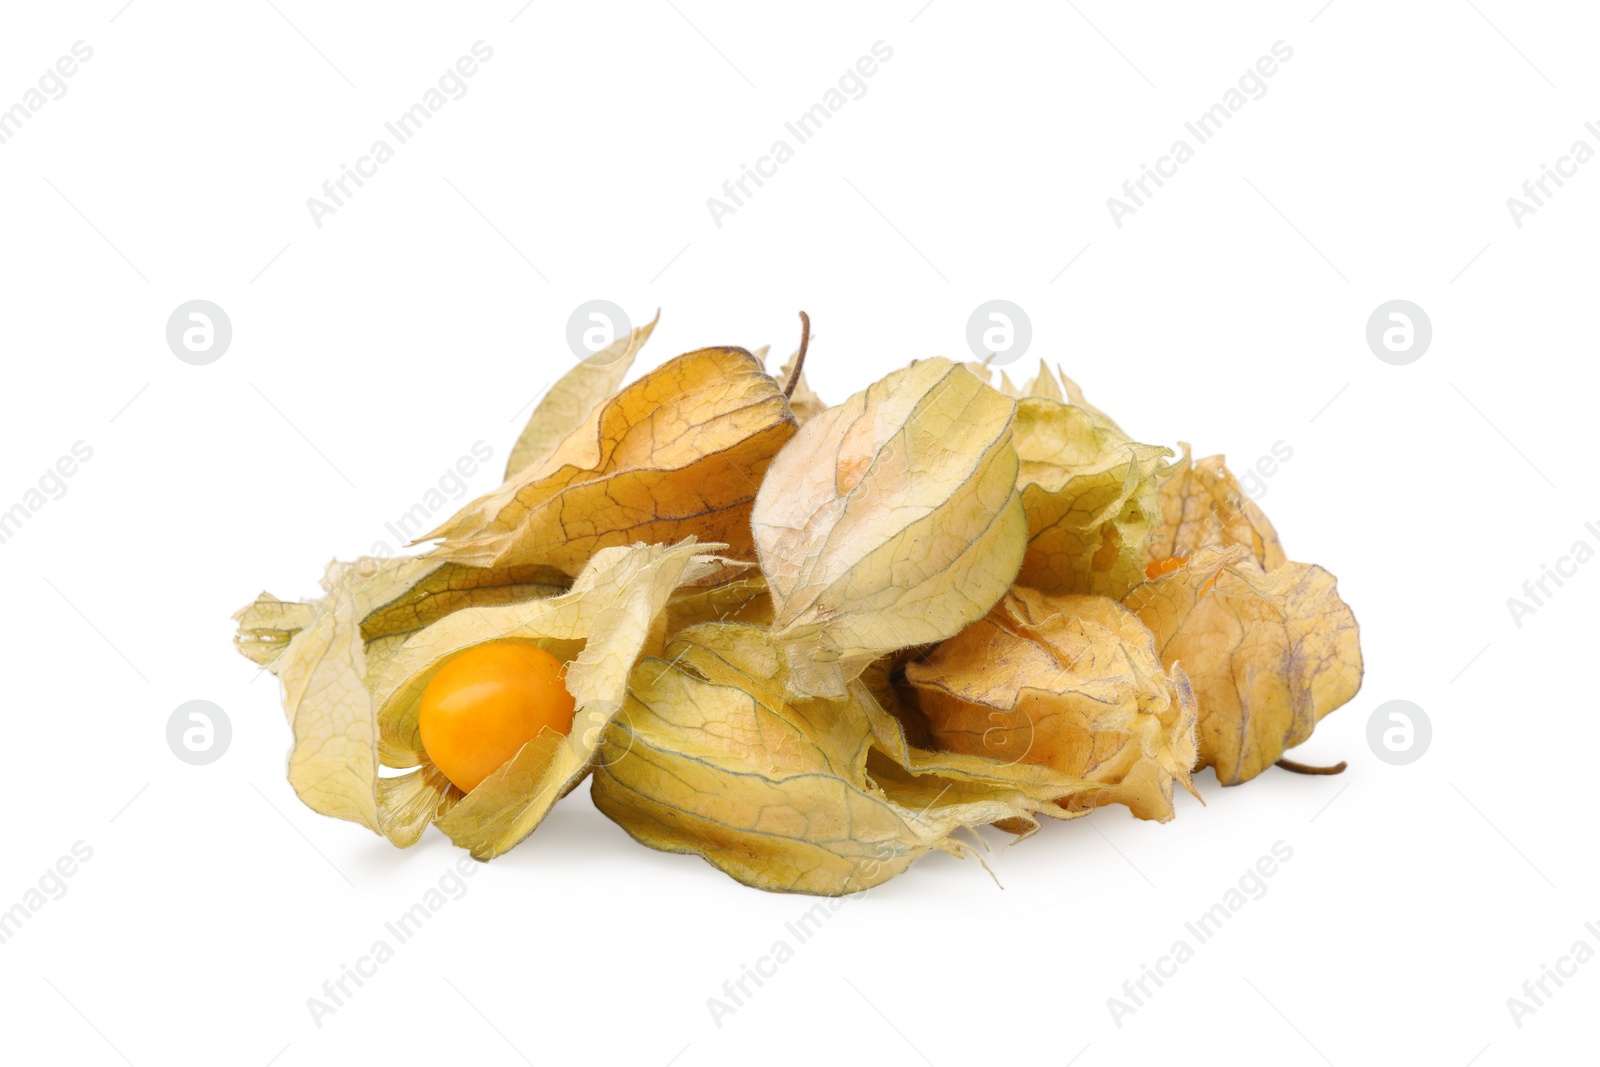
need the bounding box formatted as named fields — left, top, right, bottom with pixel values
left=233, top=312, right=1363, bottom=896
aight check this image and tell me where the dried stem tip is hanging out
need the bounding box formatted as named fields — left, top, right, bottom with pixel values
left=784, top=311, right=810, bottom=399
left=1275, top=757, right=1348, bottom=776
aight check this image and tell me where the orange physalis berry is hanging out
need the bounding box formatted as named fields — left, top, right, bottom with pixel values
left=417, top=640, right=577, bottom=794
left=1145, top=556, right=1189, bottom=581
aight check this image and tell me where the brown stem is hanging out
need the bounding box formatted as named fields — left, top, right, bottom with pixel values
left=1275, top=757, right=1347, bottom=776
left=783, top=311, right=810, bottom=399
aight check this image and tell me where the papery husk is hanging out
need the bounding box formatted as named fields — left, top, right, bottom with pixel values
left=371, top=539, right=730, bottom=858
left=1011, top=379, right=1172, bottom=600
left=664, top=575, right=774, bottom=636
left=983, top=359, right=1125, bottom=431
left=237, top=540, right=726, bottom=855
left=903, top=586, right=1199, bottom=822
left=236, top=557, right=569, bottom=772
left=422, top=347, right=796, bottom=574
left=591, top=623, right=1098, bottom=895
left=751, top=358, right=1027, bottom=699
left=1146, top=446, right=1286, bottom=572
left=233, top=558, right=566, bottom=669
left=242, top=557, right=490, bottom=845
left=1122, top=543, right=1362, bottom=785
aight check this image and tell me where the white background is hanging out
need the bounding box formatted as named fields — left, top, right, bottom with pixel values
left=0, top=2, right=1592, bottom=1064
